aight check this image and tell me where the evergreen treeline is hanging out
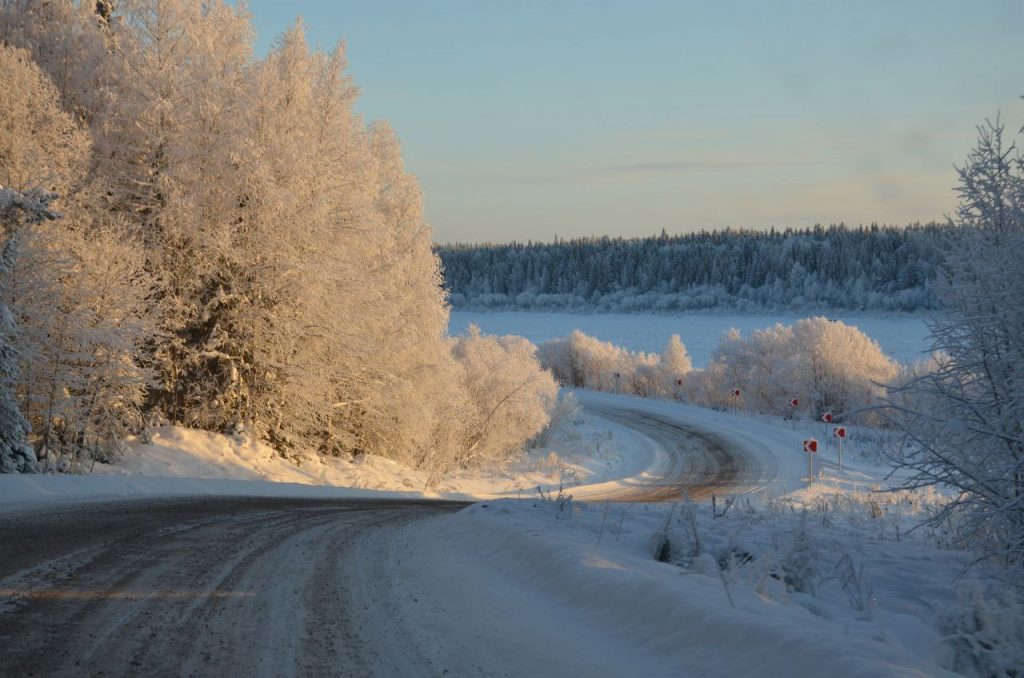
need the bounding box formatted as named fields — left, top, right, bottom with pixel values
left=438, top=224, right=952, bottom=313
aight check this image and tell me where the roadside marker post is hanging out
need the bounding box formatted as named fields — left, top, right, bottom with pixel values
left=821, top=412, right=833, bottom=451
left=833, top=426, right=847, bottom=472
left=803, top=439, right=818, bottom=483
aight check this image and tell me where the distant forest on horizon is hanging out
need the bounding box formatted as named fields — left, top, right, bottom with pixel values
left=436, top=223, right=952, bottom=313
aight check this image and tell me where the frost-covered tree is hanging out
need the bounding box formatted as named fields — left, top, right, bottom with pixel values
left=886, top=119, right=1024, bottom=577
left=657, top=333, right=693, bottom=395
left=87, top=0, right=257, bottom=426
left=699, top=326, right=793, bottom=414
left=662, top=334, right=693, bottom=375
left=537, top=330, right=661, bottom=396
left=0, top=2, right=560, bottom=477
left=0, top=186, right=57, bottom=473
left=451, top=327, right=557, bottom=470
left=0, top=45, right=90, bottom=197
left=0, top=0, right=114, bottom=126
left=690, top=318, right=896, bottom=421
left=328, top=119, right=467, bottom=468
left=0, top=44, right=154, bottom=468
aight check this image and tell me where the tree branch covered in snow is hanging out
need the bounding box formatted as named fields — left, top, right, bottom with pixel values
left=884, top=118, right=1024, bottom=580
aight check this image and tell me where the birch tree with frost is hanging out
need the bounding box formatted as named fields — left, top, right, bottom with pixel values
left=886, top=119, right=1024, bottom=577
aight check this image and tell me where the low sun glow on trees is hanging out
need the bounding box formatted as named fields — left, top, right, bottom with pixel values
left=0, top=0, right=554, bottom=476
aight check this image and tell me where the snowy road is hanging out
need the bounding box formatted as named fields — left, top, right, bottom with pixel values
left=0, top=394, right=792, bottom=677
left=0, top=497, right=471, bottom=677
left=0, top=495, right=691, bottom=677
left=568, top=391, right=780, bottom=502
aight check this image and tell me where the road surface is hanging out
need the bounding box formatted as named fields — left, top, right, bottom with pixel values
left=0, top=393, right=776, bottom=677
left=574, top=393, right=777, bottom=501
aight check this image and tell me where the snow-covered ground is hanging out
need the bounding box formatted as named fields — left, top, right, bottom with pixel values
left=421, top=493, right=973, bottom=677
left=410, top=393, right=1010, bottom=676
left=450, top=310, right=931, bottom=366
left=0, top=407, right=653, bottom=508
left=576, top=390, right=905, bottom=497
left=3, top=391, right=1012, bottom=675
left=4, top=389, right=888, bottom=506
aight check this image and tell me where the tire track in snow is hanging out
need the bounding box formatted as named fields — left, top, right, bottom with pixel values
left=577, top=395, right=778, bottom=502
left=0, top=498, right=467, bottom=677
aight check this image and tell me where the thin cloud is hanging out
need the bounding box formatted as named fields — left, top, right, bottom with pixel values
left=490, top=155, right=816, bottom=186
left=601, top=156, right=812, bottom=175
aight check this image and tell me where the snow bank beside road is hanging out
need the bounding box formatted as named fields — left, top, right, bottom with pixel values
left=100, top=416, right=655, bottom=501
left=1, top=410, right=652, bottom=508
left=0, top=472, right=422, bottom=512
left=430, top=499, right=962, bottom=677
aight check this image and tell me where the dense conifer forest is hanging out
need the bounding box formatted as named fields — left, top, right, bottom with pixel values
left=438, top=224, right=951, bottom=313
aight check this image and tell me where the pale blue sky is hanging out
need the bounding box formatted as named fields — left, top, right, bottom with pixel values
left=246, top=1, right=1024, bottom=243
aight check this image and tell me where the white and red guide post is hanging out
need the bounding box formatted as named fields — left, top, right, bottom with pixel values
left=833, top=426, right=847, bottom=471
left=803, top=438, right=818, bottom=482
left=821, top=412, right=833, bottom=450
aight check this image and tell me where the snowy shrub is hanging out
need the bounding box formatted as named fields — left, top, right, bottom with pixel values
left=451, top=327, right=559, bottom=469
left=693, top=318, right=898, bottom=423
left=942, top=588, right=1024, bottom=677
left=531, top=392, right=582, bottom=449
left=779, top=513, right=819, bottom=595
left=537, top=330, right=691, bottom=398
left=652, top=498, right=901, bottom=619
left=833, top=551, right=874, bottom=613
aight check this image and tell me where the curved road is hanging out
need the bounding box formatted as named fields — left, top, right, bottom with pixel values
left=0, top=394, right=776, bottom=676
left=574, top=396, right=777, bottom=502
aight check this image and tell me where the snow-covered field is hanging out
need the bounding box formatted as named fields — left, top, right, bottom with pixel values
left=450, top=310, right=931, bottom=366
